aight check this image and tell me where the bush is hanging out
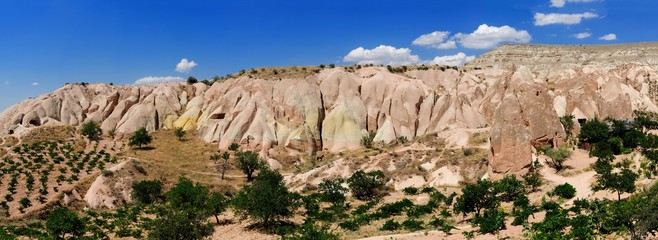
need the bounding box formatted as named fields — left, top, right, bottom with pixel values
left=187, top=76, right=198, bottom=84
left=402, top=186, right=419, bottom=195
left=545, top=147, right=571, bottom=171
left=360, top=131, right=376, bottom=149
left=397, top=136, right=409, bottom=144
left=131, top=180, right=163, bottom=204
left=347, top=170, right=385, bottom=200
left=318, top=178, right=347, bottom=204
left=402, top=219, right=424, bottom=231
left=472, top=208, right=506, bottom=234
left=284, top=220, right=339, bottom=240
left=80, top=121, right=102, bottom=141
left=174, top=127, right=186, bottom=141
left=552, top=183, right=576, bottom=199
left=380, top=219, right=400, bottom=231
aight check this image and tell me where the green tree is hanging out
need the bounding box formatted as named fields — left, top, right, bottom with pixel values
left=174, top=127, right=186, bottom=141
left=347, top=170, right=385, bottom=200
left=80, top=121, right=102, bottom=141
left=559, top=115, right=575, bottom=138
left=454, top=179, right=499, bottom=217
left=579, top=118, right=610, bottom=145
left=283, top=220, right=339, bottom=240
left=166, top=177, right=209, bottom=211
left=472, top=208, right=507, bottom=234
left=128, top=127, right=152, bottom=149
left=318, top=178, right=347, bottom=205
left=524, top=159, right=543, bottom=192
left=148, top=207, right=214, bottom=240
left=235, top=150, right=263, bottom=181
left=232, top=168, right=295, bottom=227
left=494, top=175, right=526, bottom=202
left=187, top=76, right=198, bottom=84
left=545, top=147, right=572, bottom=172
left=594, top=164, right=638, bottom=201
left=46, top=207, right=85, bottom=239
left=131, top=180, right=163, bottom=204
left=207, top=192, right=227, bottom=224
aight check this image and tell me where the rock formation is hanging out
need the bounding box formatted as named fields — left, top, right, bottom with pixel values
left=2, top=44, right=658, bottom=176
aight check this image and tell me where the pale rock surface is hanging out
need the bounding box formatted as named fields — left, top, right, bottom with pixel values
left=3, top=44, right=658, bottom=176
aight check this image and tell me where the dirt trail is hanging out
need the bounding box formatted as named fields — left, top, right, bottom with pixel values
left=538, top=154, right=596, bottom=203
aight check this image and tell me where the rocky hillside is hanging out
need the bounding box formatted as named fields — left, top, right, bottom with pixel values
left=2, top=44, right=658, bottom=176
left=466, top=42, right=658, bottom=70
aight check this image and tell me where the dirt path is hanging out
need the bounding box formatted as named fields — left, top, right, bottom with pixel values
left=538, top=155, right=596, bottom=203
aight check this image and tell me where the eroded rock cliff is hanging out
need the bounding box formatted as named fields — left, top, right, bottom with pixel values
left=3, top=45, right=658, bottom=176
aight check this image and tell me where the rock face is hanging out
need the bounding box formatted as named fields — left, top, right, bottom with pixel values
left=2, top=44, right=658, bottom=176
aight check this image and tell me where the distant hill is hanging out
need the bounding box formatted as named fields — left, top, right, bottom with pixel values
left=467, top=42, right=658, bottom=70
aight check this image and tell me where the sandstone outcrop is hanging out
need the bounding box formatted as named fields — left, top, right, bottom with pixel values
left=3, top=44, right=658, bottom=176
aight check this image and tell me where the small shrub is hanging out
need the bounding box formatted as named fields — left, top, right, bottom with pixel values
left=380, top=219, right=400, bottom=231
left=402, top=186, right=419, bottom=195
left=360, top=131, right=376, bottom=149
left=552, top=183, right=576, bottom=199
left=402, top=219, right=424, bottom=231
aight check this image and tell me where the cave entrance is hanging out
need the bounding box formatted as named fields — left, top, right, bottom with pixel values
left=577, top=118, right=587, bottom=125
left=210, top=113, right=226, bottom=120
left=29, top=119, right=41, bottom=126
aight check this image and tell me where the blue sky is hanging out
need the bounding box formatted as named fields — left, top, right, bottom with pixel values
left=1, top=0, right=657, bottom=111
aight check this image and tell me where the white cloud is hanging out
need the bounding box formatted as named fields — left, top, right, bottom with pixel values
left=454, top=24, right=532, bottom=49
left=175, top=58, right=197, bottom=73
left=428, top=52, right=476, bottom=66
left=574, top=32, right=592, bottom=39
left=32, top=82, right=39, bottom=86
left=550, top=0, right=597, bottom=8
left=534, top=12, right=598, bottom=26
left=412, top=31, right=457, bottom=49
left=599, top=33, right=617, bottom=41
left=134, top=76, right=185, bottom=85
left=343, top=45, right=420, bottom=65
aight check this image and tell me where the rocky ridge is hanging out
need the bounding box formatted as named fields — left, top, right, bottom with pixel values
left=2, top=44, right=658, bottom=176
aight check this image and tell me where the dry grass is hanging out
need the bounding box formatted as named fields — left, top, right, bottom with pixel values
left=2, top=136, right=18, bottom=147
left=123, top=130, right=250, bottom=194
left=468, top=131, right=489, bottom=146
left=21, top=125, right=76, bottom=145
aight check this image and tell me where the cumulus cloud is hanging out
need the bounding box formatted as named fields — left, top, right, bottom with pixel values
left=428, top=52, right=476, bottom=66
left=343, top=45, right=421, bottom=65
left=599, top=33, right=617, bottom=41
left=574, top=32, right=592, bottom=39
left=412, top=31, right=457, bottom=49
left=32, top=82, right=39, bottom=86
left=550, top=0, right=597, bottom=8
left=134, top=76, right=185, bottom=85
left=453, top=24, right=531, bottom=49
left=534, top=12, right=598, bottom=26
left=175, top=58, right=197, bottom=73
